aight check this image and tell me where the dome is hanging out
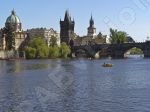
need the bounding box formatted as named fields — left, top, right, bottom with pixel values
left=6, top=10, right=21, bottom=24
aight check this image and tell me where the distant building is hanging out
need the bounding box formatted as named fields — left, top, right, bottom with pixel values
left=27, top=28, right=60, bottom=46
left=0, top=9, right=26, bottom=50
left=74, top=15, right=107, bottom=46
left=60, top=10, right=75, bottom=44
left=87, top=15, right=97, bottom=38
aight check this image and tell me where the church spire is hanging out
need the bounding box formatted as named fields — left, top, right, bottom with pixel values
left=90, top=14, right=94, bottom=27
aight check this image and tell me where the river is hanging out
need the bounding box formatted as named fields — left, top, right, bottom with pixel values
left=0, top=56, right=150, bottom=112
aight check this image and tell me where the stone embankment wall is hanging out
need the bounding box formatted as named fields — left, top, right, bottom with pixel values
left=0, top=50, right=15, bottom=59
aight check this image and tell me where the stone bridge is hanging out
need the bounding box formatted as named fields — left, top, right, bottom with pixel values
left=72, top=41, right=150, bottom=58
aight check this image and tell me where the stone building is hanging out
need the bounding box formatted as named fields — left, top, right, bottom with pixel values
left=74, top=16, right=107, bottom=46
left=60, top=10, right=75, bottom=44
left=27, top=28, right=60, bottom=46
left=0, top=9, right=26, bottom=50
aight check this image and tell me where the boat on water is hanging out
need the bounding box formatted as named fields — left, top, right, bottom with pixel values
left=102, top=63, right=113, bottom=67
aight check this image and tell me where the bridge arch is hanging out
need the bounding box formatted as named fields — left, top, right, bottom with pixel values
left=95, top=48, right=109, bottom=59
left=123, top=46, right=144, bottom=58
left=74, top=48, right=89, bottom=57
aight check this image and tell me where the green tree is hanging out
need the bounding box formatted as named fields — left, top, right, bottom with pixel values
left=4, top=24, right=15, bottom=50
left=49, top=46, right=60, bottom=58
left=25, top=47, right=36, bottom=59
left=25, top=37, right=49, bottom=59
left=60, top=42, right=71, bottom=58
left=110, top=28, right=128, bottom=44
left=49, top=35, right=58, bottom=47
left=36, top=45, right=49, bottom=59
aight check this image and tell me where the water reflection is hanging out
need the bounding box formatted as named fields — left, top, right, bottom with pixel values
left=0, top=58, right=150, bottom=112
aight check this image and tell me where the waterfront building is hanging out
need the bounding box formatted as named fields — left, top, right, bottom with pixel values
left=0, top=9, right=26, bottom=50
left=60, top=10, right=75, bottom=44
left=27, top=28, right=60, bottom=46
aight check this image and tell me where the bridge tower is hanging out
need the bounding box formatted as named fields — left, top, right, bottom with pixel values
left=60, top=10, right=75, bottom=45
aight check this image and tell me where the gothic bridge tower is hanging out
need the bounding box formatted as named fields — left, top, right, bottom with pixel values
left=60, top=10, right=75, bottom=45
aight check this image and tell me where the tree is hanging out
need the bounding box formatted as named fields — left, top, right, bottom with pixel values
left=49, top=46, right=60, bottom=58
left=25, top=37, right=49, bottom=59
left=36, top=45, right=49, bottom=59
left=110, top=28, right=128, bottom=44
left=60, top=42, right=71, bottom=58
left=25, top=47, right=36, bottom=59
left=4, top=24, right=15, bottom=50
left=49, top=35, right=57, bottom=47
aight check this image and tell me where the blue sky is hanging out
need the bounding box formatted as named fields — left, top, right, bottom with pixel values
left=0, top=0, right=150, bottom=42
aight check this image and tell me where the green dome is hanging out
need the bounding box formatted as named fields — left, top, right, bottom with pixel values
left=6, top=10, right=21, bottom=24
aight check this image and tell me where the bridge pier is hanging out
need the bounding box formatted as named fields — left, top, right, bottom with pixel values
left=111, top=50, right=124, bottom=59
left=144, top=48, right=150, bottom=58
left=143, top=41, right=150, bottom=58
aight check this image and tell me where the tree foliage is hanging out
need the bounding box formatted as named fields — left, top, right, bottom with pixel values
left=60, top=42, right=71, bottom=58
left=110, top=28, right=128, bottom=44
left=49, top=35, right=57, bottom=47
left=25, top=37, right=49, bottom=59
left=25, top=47, right=36, bottom=59
left=4, top=24, right=15, bottom=50
left=49, top=46, right=60, bottom=58
left=25, top=37, right=71, bottom=59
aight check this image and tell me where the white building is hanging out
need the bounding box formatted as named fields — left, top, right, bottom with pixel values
left=27, top=28, right=60, bottom=46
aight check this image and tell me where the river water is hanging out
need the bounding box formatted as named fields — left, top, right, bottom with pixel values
left=0, top=56, right=150, bottom=112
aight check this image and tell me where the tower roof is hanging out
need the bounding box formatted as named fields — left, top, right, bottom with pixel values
left=64, top=10, right=71, bottom=22
left=90, top=14, right=94, bottom=27
left=6, top=9, right=21, bottom=24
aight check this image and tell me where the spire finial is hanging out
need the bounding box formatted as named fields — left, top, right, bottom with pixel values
left=11, top=9, right=16, bottom=15
left=90, top=13, right=93, bottom=21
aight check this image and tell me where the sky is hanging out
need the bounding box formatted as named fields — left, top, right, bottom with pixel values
left=0, top=0, right=150, bottom=42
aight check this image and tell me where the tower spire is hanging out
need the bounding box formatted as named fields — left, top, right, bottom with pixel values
left=90, top=14, right=94, bottom=27
left=64, top=10, right=70, bottom=21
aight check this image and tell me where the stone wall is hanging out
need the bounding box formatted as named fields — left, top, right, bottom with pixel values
left=0, top=50, right=15, bottom=59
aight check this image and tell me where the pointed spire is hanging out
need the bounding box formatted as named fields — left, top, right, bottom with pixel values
left=64, top=10, right=70, bottom=21
left=90, top=13, right=94, bottom=27
left=90, top=13, right=93, bottom=21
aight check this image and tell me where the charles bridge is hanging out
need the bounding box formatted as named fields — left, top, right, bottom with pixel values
left=72, top=41, right=150, bottom=58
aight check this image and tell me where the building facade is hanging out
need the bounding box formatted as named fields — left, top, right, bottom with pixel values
left=0, top=10, right=26, bottom=50
left=60, top=10, right=75, bottom=44
left=27, top=28, right=60, bottom=46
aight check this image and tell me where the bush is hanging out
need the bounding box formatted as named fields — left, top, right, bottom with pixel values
left=25, top=47, right=36, bottom=59
left=25, top=37, right=71, bottom=59
left=60, top=42, right=71, bottom=58
left=49, top=46, right=60, bottom=58
left=25, top=37, right=49, bottom=59
left=36, top=46, right=49, bottom=59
